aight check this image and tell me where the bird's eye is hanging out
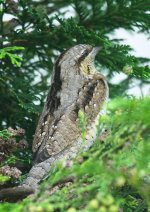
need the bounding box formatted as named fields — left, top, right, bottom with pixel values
left=82, top=49, right=89, bottom=57
left=78, top=49, right=89, bottom=63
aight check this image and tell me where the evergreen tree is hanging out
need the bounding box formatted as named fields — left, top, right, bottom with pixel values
left=0, top=0, right=149, bottom=211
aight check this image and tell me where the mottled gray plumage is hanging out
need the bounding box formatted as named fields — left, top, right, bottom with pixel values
left=0, top=44, right=108, bottom=199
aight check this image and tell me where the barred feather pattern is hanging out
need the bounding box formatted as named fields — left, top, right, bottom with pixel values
left=0, top=44, right=108, bottom=199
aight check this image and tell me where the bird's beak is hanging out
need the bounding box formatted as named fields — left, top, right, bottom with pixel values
left=93, top=46, right=102, bottom=55
left=91, top=46, right=102, bottom=60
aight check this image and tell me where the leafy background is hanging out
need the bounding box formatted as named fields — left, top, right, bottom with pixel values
left=0, top=0, right=150, bottom=211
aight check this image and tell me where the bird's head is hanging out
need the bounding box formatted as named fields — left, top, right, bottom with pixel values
left=57, top=44, right=101, bottom=76
left=78, top=45, right=101, bottom=76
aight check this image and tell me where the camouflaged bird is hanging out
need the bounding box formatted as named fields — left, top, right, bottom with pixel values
left=0, top=44, right=108, bottom=199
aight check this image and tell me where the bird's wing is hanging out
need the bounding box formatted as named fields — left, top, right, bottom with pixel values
left=32, top=99, right=54, bottom=154
left=33, top=72, right=108, bottom=164
left=32, top=59, right=62, bottom=154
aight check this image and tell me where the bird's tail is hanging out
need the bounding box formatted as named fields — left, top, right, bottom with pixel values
left=0, top=136, right=95, bottom=201
left=0, top=159, right=52, bottom=201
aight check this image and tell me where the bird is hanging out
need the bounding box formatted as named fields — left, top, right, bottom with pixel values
left=0, top=44, right=108, bottom=200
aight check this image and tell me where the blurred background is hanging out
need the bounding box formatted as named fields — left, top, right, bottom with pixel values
left=3, top=5, right=150, bottom=98
left=0, top=0, right=150, bottom=144
left=0, top=1, right=150, bottom=210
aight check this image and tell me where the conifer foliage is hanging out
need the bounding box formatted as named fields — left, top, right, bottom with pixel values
left=0, top=0, right=150, bottom=211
